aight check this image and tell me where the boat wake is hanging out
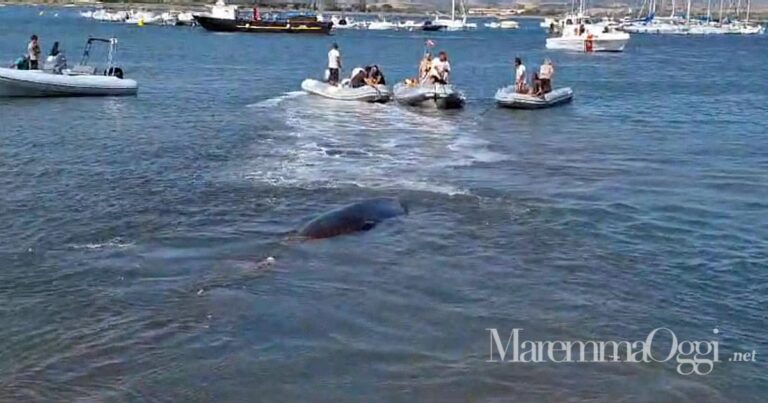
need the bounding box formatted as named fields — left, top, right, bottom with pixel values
left=246, top=91, right=306, bottom=109
left=234, top=95, right=508, bottom=196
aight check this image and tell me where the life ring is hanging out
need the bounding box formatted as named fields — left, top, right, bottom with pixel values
left=585, top=34, right=594, bottom=52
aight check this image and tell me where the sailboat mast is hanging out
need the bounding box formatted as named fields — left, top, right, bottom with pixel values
left=451, top=0, right=455, bottom=21
left=686, top=0, right=691, bottom=20
left=670, top=0, right=675, bottom=17
left=745, top=0, right=750, bottom=22
left=736, top=0, right=741, bottom=18
left=707, top=0, right=711, bottom=20
left=718, top=0, right=723, bottom=22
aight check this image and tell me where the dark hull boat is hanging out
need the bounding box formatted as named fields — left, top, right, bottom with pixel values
left=422, top=21, right=446, bottom=31
left=194, top=15, right=333, bottom=34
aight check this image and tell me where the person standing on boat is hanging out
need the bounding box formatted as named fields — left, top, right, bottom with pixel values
left=539, top=58, right=554, bottom=94
left=27, top=34, right=41, bottom=70
left=418, top=52, right=432, bottom=83
left=429, top=51, right=451, bottom=84
left=327, top=43, right=341, bottom=86
left=514, top=57, right=527, bottom=93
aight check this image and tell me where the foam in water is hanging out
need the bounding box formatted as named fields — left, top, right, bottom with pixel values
left=246, top=91, right=306, bottom=109
left=69, top=237, right=134, bottom=250
left=235, top=96, right=511, bottom=195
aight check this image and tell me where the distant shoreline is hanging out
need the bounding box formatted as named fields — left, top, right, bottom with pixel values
left=1, top=0, right=767, bottom=19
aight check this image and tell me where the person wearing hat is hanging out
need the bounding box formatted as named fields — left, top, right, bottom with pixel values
left=327, top=42, right=341, bottom=85
left=27, top=34, right=41, bottom=70
left=539, top=58, right=554, bottom=94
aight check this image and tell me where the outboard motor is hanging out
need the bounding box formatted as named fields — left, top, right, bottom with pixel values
left=106, top=66, right=124, bottom=79
left=42, top=42, right=67, bottom=74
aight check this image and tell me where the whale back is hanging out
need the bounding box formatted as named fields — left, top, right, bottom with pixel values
left=298, top=198, right=407, bottom=239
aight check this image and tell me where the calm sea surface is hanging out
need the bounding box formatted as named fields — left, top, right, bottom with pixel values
left=1, top=6, right=767, bottom=401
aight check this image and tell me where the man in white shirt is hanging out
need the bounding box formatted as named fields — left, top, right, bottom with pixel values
left=514, top=57, right=527, bottom=93
left=539, top=58, right=554, bottom=93
left=429, top=51, right=451, bottom=84
left=327, top=43, right=341, bottom=85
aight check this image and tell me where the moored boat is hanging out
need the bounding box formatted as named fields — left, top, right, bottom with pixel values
left=301, top=79, right=390, bottom=103
left=546, top=14, right=630, bottom=52
left=195, top=14, right=332, bottom=34
left=393, top=82, right=465, bottom=109
left=495, top=86, right=573, bottom=109
left=194, top=1, right=332, bottom=34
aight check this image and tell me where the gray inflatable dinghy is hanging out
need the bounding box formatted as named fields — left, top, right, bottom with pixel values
left=393, top=82, right=465, bottom=109
left=301, top=79, right=390, bottom=103
left=495, top=86, right=573, bottom=109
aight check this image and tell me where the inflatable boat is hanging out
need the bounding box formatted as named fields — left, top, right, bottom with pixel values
left=392, top=82, right=465, bottom=109
left=0, top=37, right=138, bottom=97
left=0, top=68, right=138, bottom=97
left=301, top=79, right=390, bottom=102
left=495, top=86, right=573, bottom=109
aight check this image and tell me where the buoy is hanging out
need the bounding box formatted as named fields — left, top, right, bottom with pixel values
left=137, top=18, right=144, bottom=27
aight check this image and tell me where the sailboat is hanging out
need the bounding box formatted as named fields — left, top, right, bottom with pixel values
left=621, top=0, right=686, bottom=34
left=433, top=0, right=477, bottom=31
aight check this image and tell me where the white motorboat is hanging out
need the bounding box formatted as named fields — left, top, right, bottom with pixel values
left=126, top=10, right=161, bottom=25
left=367, top=18, right=398, bottom=30
left=194, top=0, right=238, bottom=20
left=393, top=82, right=465, bottom=109
left=177, top=12, right=196, bottom=25
left=546, top=14, right=630, bottom=52
left=495, top=86, right=573, bottom=109
left=499, top=20, right=520, bottom=29
left=0, top=37, right=138, bottom=97
left=301, top=79, right=390, bottom=103
left=92, top=9, right=129, bottom=22
left=330, top=15, right=360, bottom=29
left=540, top=17, right=558, bottom=29
left=397, top=20, right=424, bottom=31
left=486, top=19, right=519, bottom=29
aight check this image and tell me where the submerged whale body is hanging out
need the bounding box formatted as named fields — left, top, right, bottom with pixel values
left=298, top=198, right=408, bottom=239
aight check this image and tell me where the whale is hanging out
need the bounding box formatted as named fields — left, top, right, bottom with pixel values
left=298, top=197, right=408, bottom=239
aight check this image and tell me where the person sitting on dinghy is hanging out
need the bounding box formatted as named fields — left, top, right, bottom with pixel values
left=365, top=65, right=385, bottom=86
left=428, top=51, right=451, bottom=84
left=349, top=67, right=367, bottom=88
left=529, top=73, right=543, bottom=97
left=514, top=57, right=527, bottom=93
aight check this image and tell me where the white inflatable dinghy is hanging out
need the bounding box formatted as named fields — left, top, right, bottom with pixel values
left=393, top=82, right=465, bottom=109
left=495, top=86, right=573, bottom=109
left=301, top=79, right=390, bottom=103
